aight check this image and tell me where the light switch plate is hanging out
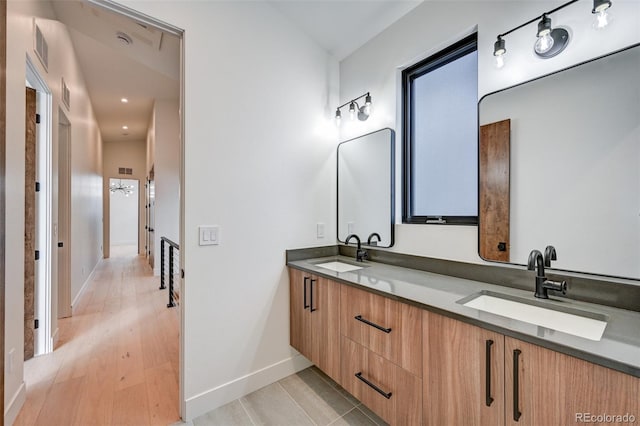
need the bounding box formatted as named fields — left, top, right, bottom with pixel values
left=199, top=226, right=219, bottom=246
left=316, top=223, right=325, bottom=239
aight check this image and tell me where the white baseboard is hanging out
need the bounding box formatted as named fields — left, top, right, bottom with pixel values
left=71, top=261, right=99, bottom=311
left=4, top=382, right=26, bottom=425
left=183, top=354, right=312, bottom=421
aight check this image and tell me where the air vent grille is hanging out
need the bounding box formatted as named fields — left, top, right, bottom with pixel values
left=34, top=23, right=49, bottom=71
left=118, top=167, right=133, bottom=175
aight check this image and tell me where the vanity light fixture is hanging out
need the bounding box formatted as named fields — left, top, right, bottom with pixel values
left=493, top=36, right=506, bottom=68
left=335, top=92, right=372, bottom=126
left=493, top=0, right=613, bottom=67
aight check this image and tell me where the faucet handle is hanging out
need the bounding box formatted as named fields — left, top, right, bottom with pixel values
left=545, top=279, right=567, bottom=295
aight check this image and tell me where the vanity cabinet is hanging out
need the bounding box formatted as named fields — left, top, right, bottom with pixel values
left=423, top=311, right=504, bottom=426
left=288, top=268, right=341, bottom=382
left=505, top=337, right=639, bottom=426
left=423, top=310, right=640, bottom=426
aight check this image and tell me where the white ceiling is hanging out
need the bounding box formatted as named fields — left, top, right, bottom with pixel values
left=49, top=0, right=421, bottom=142
left=269, top=0, right=423, bottom=60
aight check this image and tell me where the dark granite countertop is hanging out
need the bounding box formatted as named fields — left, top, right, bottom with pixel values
left=287, top=255, right=640, bottom=378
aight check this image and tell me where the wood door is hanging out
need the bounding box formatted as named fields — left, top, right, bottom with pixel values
left=479, top=119, right=510, bottom=262
left=58, top=113, right=71, bottom=318
left=24, top=87, right=37, bottom=361
left=289, top=268, right=311, bottom=359
left=423, top=311, right=504, bottom=426
left=310, top=276, right=340, bottom=382
left=505, top=337, right=640, bottom=426
left=1, top=0, right=6, bottom=412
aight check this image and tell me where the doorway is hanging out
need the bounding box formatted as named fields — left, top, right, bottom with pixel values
left=109, top=178, right=139, bottom=257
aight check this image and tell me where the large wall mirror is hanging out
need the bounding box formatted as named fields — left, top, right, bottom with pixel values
left=338, top=128, right=395, bottom=247
left=479, top=43, right=640, bottom=280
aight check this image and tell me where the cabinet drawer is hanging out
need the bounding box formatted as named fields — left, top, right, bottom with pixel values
left=341, top=284, right=422, bottom=377
left=341, top=336, right=422, bottom=425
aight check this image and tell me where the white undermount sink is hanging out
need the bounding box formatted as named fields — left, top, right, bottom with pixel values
left=314, top=261, right=364, bottom=273
left=460, top=292, right=608, bottom=341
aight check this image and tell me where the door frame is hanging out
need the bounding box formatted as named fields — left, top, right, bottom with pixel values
left=26, top=56, right=53, bottom=355
left=108, top=177, right=140, bottom=254
left=1, top=0, right=8, bottom=419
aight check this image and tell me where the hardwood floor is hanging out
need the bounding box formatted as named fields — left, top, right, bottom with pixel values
left=15, top=253, right=180, bottom=426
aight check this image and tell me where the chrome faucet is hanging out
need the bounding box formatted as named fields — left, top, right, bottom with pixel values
left=345, top=234, right=368, bottom=262
left=528, top=249, right=567, bottom=299
left=367, top=232, right=381, bottom=246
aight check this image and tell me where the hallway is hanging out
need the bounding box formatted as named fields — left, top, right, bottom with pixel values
left=14, top=253, right=180, bottom=426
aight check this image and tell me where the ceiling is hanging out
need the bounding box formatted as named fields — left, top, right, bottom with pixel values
left=50, top=0, right=422, bottom=143
left=270, top=0, right=423, bottom=60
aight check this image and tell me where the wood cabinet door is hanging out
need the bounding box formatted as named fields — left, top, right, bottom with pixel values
left=289, top=268, right=311, bottom=358
left=310, top=276, right=341, bottom=382
left=505, top=337, right=640, bottom=426
left=423, top=311, right=504, bottom=426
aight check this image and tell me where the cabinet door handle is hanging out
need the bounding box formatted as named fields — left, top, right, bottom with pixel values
left=513, top=349, right=522, bottom=421
left=485, top=339, right=494, bottom=407
left=310, top=279, right=317, bottom=312
left=354, top=315, right=391, bottom=333
left=303, top=277, right=310, bottom=309
left=355, top=372, right=392, bottom=399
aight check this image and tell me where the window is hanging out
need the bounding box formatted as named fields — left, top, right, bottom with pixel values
left=402, top=34, right=478, bottom=225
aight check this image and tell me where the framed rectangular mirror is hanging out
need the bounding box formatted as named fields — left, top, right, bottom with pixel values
left=479, top=43, right=640, bottom=280
left=338, top=128, right=395, bottom=247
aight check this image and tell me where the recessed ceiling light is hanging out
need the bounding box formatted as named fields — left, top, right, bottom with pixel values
left=121, top=98, right=128, bottom=103
left=122, top=125, right=128, bottom=130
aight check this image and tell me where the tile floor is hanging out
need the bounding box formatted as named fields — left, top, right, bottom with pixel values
left=187, top=366, right=389, bottom=426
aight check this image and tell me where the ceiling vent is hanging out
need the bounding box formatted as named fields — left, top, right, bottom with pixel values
left=61, top=78, right=71, bottom=110
left=34, top=22, right=49, bottom=71
left=116, top=31, right=133, bottom=46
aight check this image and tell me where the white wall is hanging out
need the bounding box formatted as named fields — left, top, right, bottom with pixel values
left=109, top=179, right=139, bottom=246
left=103, top=139, right=146, bottom=256
left=339, top=0, right=640, bottom=265
left=116, top=0, right=339, bottom=420
left=148, top=99, right=180, bottom=275
left=5, top=1, right=103, bottom=423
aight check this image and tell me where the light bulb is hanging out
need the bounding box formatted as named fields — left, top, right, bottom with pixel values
left=349, top=102, right=356, bottom=120
left=364, top=94, right=372, bottom=114
left=495, top=54, right=505, bottom=69
left=593, top=9, right=612, bottom=29
left=534, top=33, right=554, bottom=54
left=335, top=109, right=342, bottom=127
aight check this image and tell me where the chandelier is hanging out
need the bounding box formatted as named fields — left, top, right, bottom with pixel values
left=110, top=180, right=134, bottom=197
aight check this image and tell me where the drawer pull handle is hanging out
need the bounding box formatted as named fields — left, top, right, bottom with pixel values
left=513, top=349, right=522, bottom=421
left=303, top=277, right=310, bottom=309
left=485, top=339, right=494, bottom=407
left=355, top=372, right=392, bottom=399
left=354, top=315, right=392, bottom=333
left=310, top=279, right=317, bottom=312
